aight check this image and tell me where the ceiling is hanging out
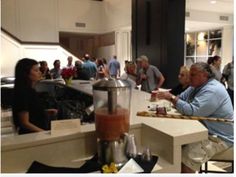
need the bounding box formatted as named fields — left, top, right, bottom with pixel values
left=186, top=0, right=234, bottom=14
left=185, top=0, right=234, bottom=32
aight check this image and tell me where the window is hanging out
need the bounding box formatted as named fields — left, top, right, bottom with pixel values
left=185, top=29, right=222, bottom=67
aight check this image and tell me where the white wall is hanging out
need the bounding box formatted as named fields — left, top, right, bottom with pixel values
left=186, top=9, right=233, bottom=26
left=1, top=33, right=22, bottom=76
left=1, top=0, right=19, bottom=38
left=1, top=0, right=132, bottom=40
left=185, top=8, right=234, bottom=68
left=58, top=0, right=103, bottom=33
left=1, top=0, right=58, bottom=42
left=1, top=0, right=104, bottom=42
left=102, top=0, right=131, bottom=32
left=17, top=0, right=58, bottom=42
left=2, top=0, right=233, bottom=76
left=0, top=32, right=79, bottom=77
left=222, top=25, right=234, bottom=67
left=95, top=45, right=115, bottom=61
left=115, top=29, right=132, bottom=75
left=1, top=0, right=132, bottom=76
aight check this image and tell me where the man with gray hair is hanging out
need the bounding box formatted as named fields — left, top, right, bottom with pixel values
left=156, top=62, right=233, bottom=173
left=136, top=55, right=165, bottom=92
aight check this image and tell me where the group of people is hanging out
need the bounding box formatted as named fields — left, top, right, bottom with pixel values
left=155, top=57, right=233, bottom=173
left=120, top=54, right=233, bottom=173
left=119, top=55, right=165, bottom=92
left=12, top=53, right=233, bottom=173
left=38, top=54, right=121, bottom=81
left=12, top=54, right=121, bottom=134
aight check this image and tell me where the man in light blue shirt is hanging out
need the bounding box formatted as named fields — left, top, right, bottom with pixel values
left=157, top=62, right=233, bottom=173
left=108, top=55, right=120, bottom=78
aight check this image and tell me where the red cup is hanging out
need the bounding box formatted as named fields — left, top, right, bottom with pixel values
left=150, top=90, right=157, bottom=101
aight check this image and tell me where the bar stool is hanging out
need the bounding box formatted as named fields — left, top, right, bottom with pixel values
left=200, top=147, right=234, bottom=173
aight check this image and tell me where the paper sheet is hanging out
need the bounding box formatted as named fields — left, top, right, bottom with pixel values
left=51, top=119, right=81, bottom=135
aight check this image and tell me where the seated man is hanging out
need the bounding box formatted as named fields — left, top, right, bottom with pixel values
left=156, top=62, right=233, bottom=173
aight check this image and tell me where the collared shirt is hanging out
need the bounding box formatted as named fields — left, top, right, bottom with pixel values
left=108, top=58, right=120, bottom=77
left=176, top=79, right=234, bottom=145
left=82, top=60, right=97, bottom=79
left=138, top=65, right=162, bottom=93
left=50, top=68, right=62, bottom=79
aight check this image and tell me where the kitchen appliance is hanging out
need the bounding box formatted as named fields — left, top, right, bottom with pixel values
left=93, top=78, right=131, bottom=167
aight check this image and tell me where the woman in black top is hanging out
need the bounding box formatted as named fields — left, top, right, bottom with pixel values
left=170, top=66, right=190, bottom=96
left=39, top=61, right=52, bottom=79
left=13, top=58, right=57, bottom=134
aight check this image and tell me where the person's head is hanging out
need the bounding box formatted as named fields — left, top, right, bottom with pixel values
left=97, top=58, right=103, bottom=66
left=53, top=60, right=61, bottom=69
left=84, top=54, right=90, bottom=60
left=124, top=60, right=129, bottom=72
left=140, top=55, right=149, bottom=69
left=39, top=61, right=48, bottom=71
left=190, top=62, right=214, bottom=87
left=74, top=60, right=80, bottom=67
left=136, top=57, right=142, bottom=67
left=75, top=60, right=82, bottom=69
left=211, top=55, right=222, bottom=68
left=67, top=56, right=73, bottom=65
left=113, top=55, right=117, bottom=59
left=178, top=66, right=190, bottom=86
left=14, top=58, right=41, bottom=88
left=126, top=62, right=136, bottom=75
left=207, top=57, right=213, bottom=65
left=102, top=58, right=107, bottom=64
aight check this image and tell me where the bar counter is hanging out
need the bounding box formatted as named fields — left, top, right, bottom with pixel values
left=1, top=80, right=208, bottom=173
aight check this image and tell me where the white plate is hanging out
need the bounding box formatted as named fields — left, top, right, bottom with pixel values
left=118, top=158, right=144, bottom=173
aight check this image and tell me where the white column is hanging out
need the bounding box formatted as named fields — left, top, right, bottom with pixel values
left=115, top=29, right=132, bottom=75
left=222, top=25, right=233, bottom=68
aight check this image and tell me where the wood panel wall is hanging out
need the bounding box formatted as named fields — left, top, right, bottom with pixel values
left=59, top=32, right=115, bottom=58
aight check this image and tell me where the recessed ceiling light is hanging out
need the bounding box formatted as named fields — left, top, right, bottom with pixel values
left=210, top=0, right=217, bottom=4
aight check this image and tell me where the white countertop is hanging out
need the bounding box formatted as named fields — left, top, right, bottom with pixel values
left=1, top=80, right=208, bottom=173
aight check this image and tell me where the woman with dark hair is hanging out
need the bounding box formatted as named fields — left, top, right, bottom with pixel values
left=39, top=61, right=52, bottom=79
left=210, top=55, right=222, bottom=81
left=96, top=58, right=107, bottom=79
left=13, top=58, right=57, bottom=134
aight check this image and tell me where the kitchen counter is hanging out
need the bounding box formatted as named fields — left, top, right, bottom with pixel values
left=1, top=80, right=208, bottom=173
